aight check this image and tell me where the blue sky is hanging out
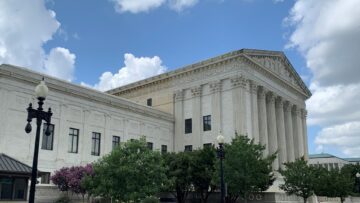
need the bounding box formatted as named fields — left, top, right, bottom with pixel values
left=1, top=0, right=360, bottom=158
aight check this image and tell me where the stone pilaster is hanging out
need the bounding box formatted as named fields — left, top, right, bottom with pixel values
left=284, top=101, right=295, bottom=162
left=275, top=97, right=287, bottom=169
left=266, top=92, right=279, bottom=170
left=257, top=86, right=269, bottom=156
left=250, top=82, right=259, bottom=143
left=174, top=90, right=184, bottom=151
left=301, top=109, right=308, bottom=160
left=210, top=81, right=222, bottom=138
left=191, top=86, right=202, bottom=149
left=231, top=75, right=247, bottom=135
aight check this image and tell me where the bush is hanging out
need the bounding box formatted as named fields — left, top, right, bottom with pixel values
left=55, top=196, right=71, bottom=203
left=141, top=196, right=160, bottom=203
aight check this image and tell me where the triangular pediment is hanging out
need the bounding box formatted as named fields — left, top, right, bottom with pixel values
left=242, top=50, right=311, bottom=98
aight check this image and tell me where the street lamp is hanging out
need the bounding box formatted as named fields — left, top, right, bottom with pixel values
left=355, top=172, right=360, bottom=193
left=216, top=134, right=225, bottom=203
left=25, top=79, right=53, bottom=203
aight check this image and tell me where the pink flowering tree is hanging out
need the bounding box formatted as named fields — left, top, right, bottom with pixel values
left=51, top=164, right=94, bottom=199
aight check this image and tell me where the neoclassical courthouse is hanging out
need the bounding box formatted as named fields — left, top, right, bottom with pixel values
left=0, top=49, right=310, bottom=199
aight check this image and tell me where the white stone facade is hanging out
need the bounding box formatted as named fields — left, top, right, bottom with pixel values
left=108, top=49, right=312, bottom=170
left=0, top=64, right=174, bottom=177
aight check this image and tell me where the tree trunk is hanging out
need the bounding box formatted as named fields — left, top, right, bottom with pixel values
left=303, top=197, right=307, bottom=203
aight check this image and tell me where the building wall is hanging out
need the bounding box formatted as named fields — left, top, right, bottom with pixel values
left=0, top=65, right=174, bottom=177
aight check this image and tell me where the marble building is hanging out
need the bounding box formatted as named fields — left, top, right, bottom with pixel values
left=0, top=48, right=310, bottom=178
left=108, top=49, right=311, bottom=169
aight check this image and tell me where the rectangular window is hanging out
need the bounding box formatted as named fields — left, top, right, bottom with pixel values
left=184, top=145, right=192, bottom=152
left=147, top=98, right=152, bottom=106
left=185, top=119, right=192, bottom=134
left=0, top=177, right=27, bottom=200
left=203, top=143, right=212, bottom=148
left=91, top=132, right=101, bottom=156
left=161, top=145, right=167, bottom=154
left=41, top=123, right=54, bottom=150
left=147, top=142, right=153, bottom=150
left=40, top=172, right=51, bottom=184
left=68, top=128, right=79, bottom=153
left=112, top=136, right=120, bottom=150
left=203, top=115, right=211, bottom=131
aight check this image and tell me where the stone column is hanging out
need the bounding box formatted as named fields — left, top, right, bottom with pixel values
left=245, top=80, right=252, bottom=138
left=275, top=97, right=287, bottom=169
left=301, top=109, right=309, bottom=160
left=291, top=106, right=299, bottom=158
left=296, top=107, right=304, bottom=157
left=284, top=101, right=295, bottom=162
left=250, top=82, right=259, bottom=143
left=292, top=106, right=304, bottom=158
left=257, top=87, right=269, bottom=156
left=174, top=90, right=184, bottom=152
left=210, top=81, right=222, bottom=138
left=266, top=92, right=279, bottom=170
left=191, top=86, right=202, bottom=149
left=231, top=76, right=247, bottom=135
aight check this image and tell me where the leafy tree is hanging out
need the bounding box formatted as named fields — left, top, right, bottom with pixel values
left=280, top=157, right=315, bottom=203
left=215, top=134, right=276, bottom=203
left=190, top=146, right=217, bottom=203
left=313, top=167, right=353, bottom=203
left=162, top=151, right=193, bottom=203
left=341, top=164, right=360, bottom=194
left=82, top=137, right=166, bottom=202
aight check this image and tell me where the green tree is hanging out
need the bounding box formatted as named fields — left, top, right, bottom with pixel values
left=280, top=157, right=315, bottom=203
left=162, top=151, right=193, bottom=203
left=341, top=164, right=360, bottom=194
left=313, top=167, right=353, bottom=203
left=82, top=137, right=166, bottom=202
left=190, top=146, right=217, bottom=203
left=216, top=134, right=276, bottom=203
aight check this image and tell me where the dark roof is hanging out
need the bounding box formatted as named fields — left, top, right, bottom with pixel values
left=309, top=153, right=335, bottom=159
left=0, top=153, right=32, bottom=175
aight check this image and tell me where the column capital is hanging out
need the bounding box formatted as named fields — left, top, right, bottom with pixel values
left=209, top=81, right=222, bottom=93
left=301, top=109, right=308, bottom=118
left=230, top=75, right=247, bottom=88
left=284, top=101, right=293, bottom=112
left=266, top=92, right=276, bottom=104
left=292, top=105, right=301, bottom=115
left=191, top=86, right=202, bottom=97
left=249, top=81, right=259, bottom=94
left=275, top=96, right=284, bottom=108
left=174, top=90, right=184, bottom=101
left=258, top=86, right=267, bottom=99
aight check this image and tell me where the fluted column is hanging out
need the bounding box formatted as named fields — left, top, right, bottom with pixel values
left=301, top=109, right=308, bottom=160
left=292, top=106, right=304, bottom=158
left=275, top=97, right=287, bottom=169
left=284, top=101, right=295, bottom=162
left=210, top=81, right=222, bottom=137
left=266, top=92, right=279, bottom=170
left=296, top=107, right=304, bottom=158
left=245, top=81, right=253, bottom=139
left=291, top=106, right=299, bottom=158
left=257, top=87, right=269, bottom=156
left=231, top=76, right=247, bottom=135
left=191, top=86, right=202, bottom=149
left=250, top=82, right=259, bottom=143
left=174, top=90, right=184, bottom=152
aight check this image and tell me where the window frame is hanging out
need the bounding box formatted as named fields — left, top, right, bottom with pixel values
left=147, top=98, right=152, bottom=106
left=185, top=118, right=192, bottom=134
left=161, top=145, right=167, bottom=154
left=203, top=115, right=212, bottom=131
left=68, top=128, right=79, bottom=153
left=147, top=142, right=153, bottom=150
left=184, top=145, right=192, bottom=152
left=41, top=123, right=54, bottom=150
left=91, top=132, right=101, bottom=156
left=112, top=136, right=121, bottom=150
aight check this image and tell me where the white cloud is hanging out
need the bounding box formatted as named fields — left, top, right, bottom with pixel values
left=169, top=0, right=199, bottom=12
left=110, top=0, right=198, bottom=13
left=44, top=47, right=76, bottom=82
left=111, top=0, right=166, bottom=13
left=286, top=0, right=360, bottom=156
left=0, top=0, right=76, bottom=81
left=88, top=53, right=167, bottom=91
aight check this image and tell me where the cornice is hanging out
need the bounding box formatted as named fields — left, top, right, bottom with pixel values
left=0, top=64, right=174, bottom=122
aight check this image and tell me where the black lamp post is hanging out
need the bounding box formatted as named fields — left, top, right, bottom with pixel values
left=25, top=79, right=53, bottom=203
left=216, top=134, right=225, bottom=203
left=355, top=172, right=360, bottom=193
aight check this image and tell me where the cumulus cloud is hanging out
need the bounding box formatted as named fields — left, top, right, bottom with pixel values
left=286, top=0, right=360, bottom=156
left=87, top=53, right=167, bottom=91
left=0, top=0, right=76, bottom=81
left=111, top=0, right=198, bottom=13
left=44, top=47, right=76, bottom=82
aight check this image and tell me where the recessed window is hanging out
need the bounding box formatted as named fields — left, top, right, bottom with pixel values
left=112, top=136, right=120, bottom=150
left=0, top=177, right=28, bottom=200
left=203, top=143, right=212, bottom=148
left=185, top=119, right=192, bottom=134
left=184, top=145, right=192, bottom=152
left=147, top=98, right=152, bottom=106
left=41, top=123, right=54, bottom=150
left=147, top=142, right=153, bottom=150
left=203, top=115, right=211, bottom=131
left=161, top=145, right=167, bottom=154
left=68, top=128, right=79, bottom=153
left=40, top=172, right=51, bottom=184
left=91, top=132, right=101, bottom=156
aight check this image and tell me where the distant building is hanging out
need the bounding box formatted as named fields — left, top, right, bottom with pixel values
left=309, top=153, right=360, bottom=170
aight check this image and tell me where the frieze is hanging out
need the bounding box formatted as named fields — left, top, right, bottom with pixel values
left=191, top=86, right=202, bottom=97
left=230, top=75, right=247, bottom=88
left=209, top=81, right=222, bottom=93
